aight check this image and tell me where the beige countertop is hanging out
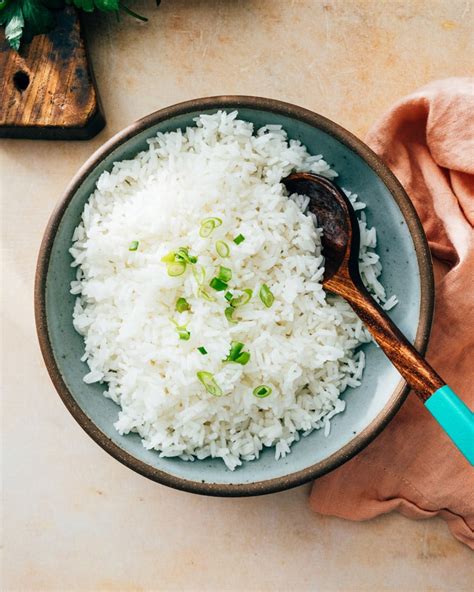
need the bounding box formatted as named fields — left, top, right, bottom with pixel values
left=1, top=1, right=473, bottom=590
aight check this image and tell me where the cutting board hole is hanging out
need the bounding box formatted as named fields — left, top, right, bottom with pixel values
left=13, top=71, right=30, bottom=92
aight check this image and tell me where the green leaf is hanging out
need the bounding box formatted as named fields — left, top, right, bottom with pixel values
left=21, top=0, right=54, bottom=44
left=0, top=0, right=12, bottom=14
left=0, top=1, right=16, bottom=25
left=94, top=0, right=119, bottom=12
left=67, top=0, right=121, bottom=12
left=1, top=0, right=147, bottom=51
left=4, top=4, right=24, bottom=50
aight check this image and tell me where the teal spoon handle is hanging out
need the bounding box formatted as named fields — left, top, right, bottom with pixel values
left=425, top=385, right=474, bottom=465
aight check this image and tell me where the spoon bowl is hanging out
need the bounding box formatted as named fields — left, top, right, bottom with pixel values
left=283, top=172, right=359, bottom=283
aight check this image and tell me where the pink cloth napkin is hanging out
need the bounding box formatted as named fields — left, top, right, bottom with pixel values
left=309, top=78, right=474, bottom=549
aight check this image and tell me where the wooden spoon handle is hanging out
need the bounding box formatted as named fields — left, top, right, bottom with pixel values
left=328, top=279, right=444, bottom=400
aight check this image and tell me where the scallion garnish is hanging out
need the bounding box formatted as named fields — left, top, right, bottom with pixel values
left=210, top=277, right=228, bottom=291
left=170, top=318, right=190, bottom=340
left=225, top=306, right=237, bottom=323
left=259, top=284, right=274, bottom=308
left=253, top=385, right=272, bottom=398
left=178, top=328, right=191, bottom=341
left=233, top=233, right=245, bottom=245
left=175, top=247, right=198, bottom=265
left=198, top=287, right=215, bottom=302
left=228, top=341, right=244, bottom=359
left=224, top=342, right=250, bottom=365
left=223, top=288, right=251, bottom=322
left=197, top=371, right=223, bottom=397
left=166, top=261, right=186, bottom=277
left=176, top=297, right=190, bottom=313
left=203, top=217, right=223, bottom=227
left=161, top=247, right=197, bottom=276
left=215, top=240, right=230, bottom=258
left=192, top=265, right=206, bottom=285
left=128, top=240, right=139, bottom=252
left=199, top=221, right=214, bottom=238
left=217, top=266, right=232, bottom=283
left=199, top=217, right=223, bottom=238
left=230, top=288, right=252, bottom=308
left=161, top=251, right=176, bottom=263
left=235, top=351, right=250, bottom=365
left=197, top=346, right=208, bottom=355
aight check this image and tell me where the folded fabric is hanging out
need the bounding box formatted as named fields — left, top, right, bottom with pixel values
left=309, top=78, right=474, bottom=549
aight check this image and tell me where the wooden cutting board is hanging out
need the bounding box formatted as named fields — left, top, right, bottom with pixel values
left=0, top=6, right=105, bottom=140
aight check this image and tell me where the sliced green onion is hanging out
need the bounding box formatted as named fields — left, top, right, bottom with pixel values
left=216, top=240, right=230, bottom=258
left=199, top=221, right=215, bottom=238
left=224, top=341, right=250, bottom=366
left=197, top=371, right=223, bottom=397
left=128, top=240, right=139, bottom=252
left=178, top=328, right=191, bottom=341
left=233, top=233, right=245, bottom=245
left=259, top=283, right=274, bottom=308
left=167, top=261, right=186, bottom=276
left=170, top=318, right=190, bottom=341
left=175, top=247, right=198, bottom=265
left=202, top=217, right=223, bottom=227
left=162, top=247, right=197, bottom=268
left=199, top=217, right=222, bottom=238
left=230, top=288, right=252, bottom=308
left=225, top=341, right=250, bottom=365
left=225, top=306, right=237, bottom=324
left=199, top=220, right=215, bottom=238
left=161, top=251, right=176, bottom=263
left=217, top=266, right=232, bottom=283
left=235, top=351, right=250, bottom=365
left=210, top=277, right=228, bottom=291
left=224, top=291, right=233, bottom=302
left=192, top=265, right=206, bottom=285
left=176, top=297, right=190, bottom=313
left=197, top=346, right=207, bottom=355
left=227, top=341, right=244, bottom=360
left=253, top=385, right=272, bottom=398
left=198, top=286, right=215, bottom=302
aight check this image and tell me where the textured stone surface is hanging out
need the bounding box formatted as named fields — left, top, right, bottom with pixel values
left=1, top=1, right=473, bottom=590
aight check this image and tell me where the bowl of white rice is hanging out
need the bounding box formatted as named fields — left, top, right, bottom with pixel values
left=35, top=97, right=433, bottom=495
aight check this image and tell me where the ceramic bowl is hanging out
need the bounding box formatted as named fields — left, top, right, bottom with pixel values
left=35, top=97, right=434, bottom=496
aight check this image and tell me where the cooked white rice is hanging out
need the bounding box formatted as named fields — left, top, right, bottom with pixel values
left=70, top=111, right=396, bottom=470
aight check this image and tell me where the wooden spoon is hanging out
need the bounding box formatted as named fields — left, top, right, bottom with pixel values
left=283, top=172, right=473, bottom=464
